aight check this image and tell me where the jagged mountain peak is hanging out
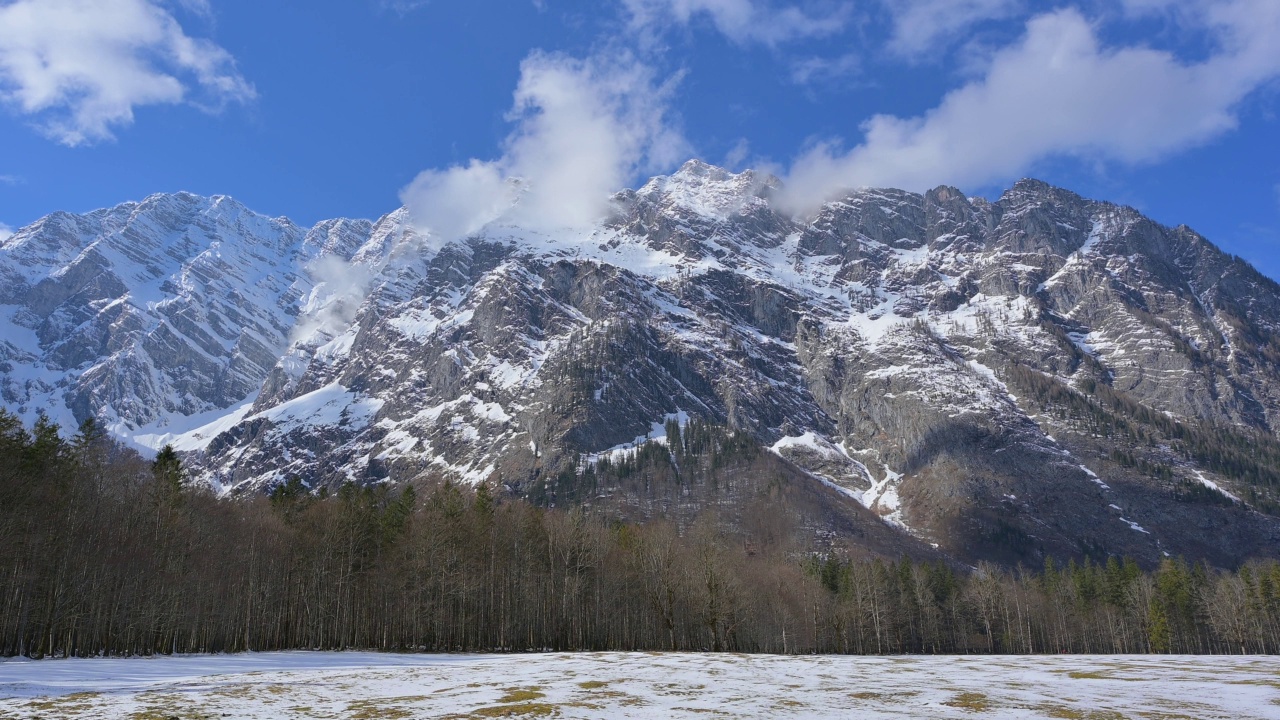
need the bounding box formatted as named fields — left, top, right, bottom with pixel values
left=5, top=167, right=1280, bottom=569
left=632, top=159, right=776, bottom=220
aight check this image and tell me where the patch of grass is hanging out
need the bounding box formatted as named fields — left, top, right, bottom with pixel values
left=124, top=693, right=220, bottom=720
left=23, top=692, right=103, bottom=716
left=497, top=688, right=546, bottom=703
left=654, top=682, right=706, bottom=697
left=347, top=700, right=415, bottom=720
left=577, top=680, right=610, bottom=690
left=581, top=689, right=646, bottom=706
left=1228, top=679, right=1280, bottom=688
left=462, top=702, right=557, bottom=717
left=850, top=690, right=917, bottom=702
left=1066, top=667, right=1146, bottom=682
left=207, top=685, right=257, bottom=699
left=343, top=696, right=431, bottom=720
left=126, top=709, right=217, bottom=720
left=1039, top=706, right=1127, bottom=719
left=943, top=692, right=992, bottom=712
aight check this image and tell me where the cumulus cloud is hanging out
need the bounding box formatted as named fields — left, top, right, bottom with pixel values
left=622, top=0, right=850, bottom=46
left=777, top=1, right=1280, bottom=215
left=0, top=0, right=254, bottom=146
left=885, top=0, right=1021, bottom=59
left=400, top=51, right=688, bottom=244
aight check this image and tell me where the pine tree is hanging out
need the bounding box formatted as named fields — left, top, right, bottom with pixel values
left=151, top=444, right=184, bottom=508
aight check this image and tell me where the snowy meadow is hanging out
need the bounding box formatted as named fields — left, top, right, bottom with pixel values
left=1, top=652, right=1278, bottom=719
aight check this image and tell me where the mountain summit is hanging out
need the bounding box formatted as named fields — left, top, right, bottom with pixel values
left=4, top=163, right=1280, bottom=567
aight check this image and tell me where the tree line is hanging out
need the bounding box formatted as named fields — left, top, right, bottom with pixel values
left=1, top=409, right=1278, bottom=657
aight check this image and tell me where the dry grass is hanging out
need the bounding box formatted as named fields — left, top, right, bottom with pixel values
left=22, top=692, right=102, bottom=716
left=456, top=702, right=558, bottom=717
left=1039, top=705, right=1127, bottom=719
left=943, top=691, right=992, bottom=712
left=346, top=700, right=415, bottom=719
left=497, top=687, right=546, bottom=703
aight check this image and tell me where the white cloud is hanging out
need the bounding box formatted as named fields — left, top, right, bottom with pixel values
left=789, top=52, right=860, bottom=85
left=0, top=0, right=254, bottom=146
left=401, top=51, right=688, bottom=245
left=622, top=0, right=850, bottom=46
left=379, top=0, right=431, bottom=14
left=885, top=0, right=1021, bottom=59
left=777, top=1, right=1280, bottom=214
left=291, top=255, right=375, bottom=346
left=0, top=223, right=12, bottom=244
left=723, top=138, right=751, bottom=169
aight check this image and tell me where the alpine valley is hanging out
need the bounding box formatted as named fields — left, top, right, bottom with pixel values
left=5, top=160, right=1280, bottom=568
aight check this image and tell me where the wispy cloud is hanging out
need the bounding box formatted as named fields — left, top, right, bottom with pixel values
left=884, top=0, right=1021, bottom=59
left=790, top=52, right=860, bottom=86
left=777, top=0, right=1280, bottom=214
left=378, top=0, right=431, bottom=15
left=622, top=0, right=851, bottom=46
left=0, top=174, right=23, bottom=186
left=723, top=138, right=751, bottom=169
left=0, top=0, right=255, bottom=146
left=0, top=223, right=12, bottom=243
left=401, top=50, right=688, bottom=244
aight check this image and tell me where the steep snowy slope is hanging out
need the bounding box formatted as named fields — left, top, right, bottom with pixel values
left=5, top=163, right=1280, bottom=566
left=0, top=193, right=376, bottom=445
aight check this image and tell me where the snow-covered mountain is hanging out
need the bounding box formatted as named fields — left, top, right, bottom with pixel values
left=5, top=161, right=1280, bottom=567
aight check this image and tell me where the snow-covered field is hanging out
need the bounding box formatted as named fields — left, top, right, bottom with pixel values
left=1, top=652, right=1277, bottom=719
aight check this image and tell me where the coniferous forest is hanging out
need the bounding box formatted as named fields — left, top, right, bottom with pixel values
left=3, top=410, right=1280, bottom=658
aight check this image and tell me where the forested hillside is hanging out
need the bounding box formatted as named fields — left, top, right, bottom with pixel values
left=2, top=410, right=1278, bottom=658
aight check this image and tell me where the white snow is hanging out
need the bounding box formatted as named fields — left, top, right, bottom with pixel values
left=131, top=393, right=259, bottom=452
left=770, top=431, right=830, bottom=454
left=1193, top=470, right=1240, bottom=502
left=2, top=652, right=1276, bottom=719
left=255, top=383, right=383, bottom=434
left=1120, top=517, right=1151, bottom=534
left=858, top=464, right=909, bottom=530
left=583, top=411, right=691, bottom=466
left=1039, top=218, right=1106, bottom=291
left=1076, top=462, right=1110, bottom=489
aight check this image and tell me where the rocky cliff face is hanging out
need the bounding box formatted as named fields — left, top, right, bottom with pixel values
left=5, top=162, right=1280, bottom=567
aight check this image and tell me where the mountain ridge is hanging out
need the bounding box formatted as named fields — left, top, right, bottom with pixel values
left=4, top=162, right=1280, bottom=567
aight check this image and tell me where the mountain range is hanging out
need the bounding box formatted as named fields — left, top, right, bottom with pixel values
left=4, top=160, right=1280, bottom=568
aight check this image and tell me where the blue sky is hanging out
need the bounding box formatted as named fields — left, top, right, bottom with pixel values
left=1, top=0, right=1278, bottom=278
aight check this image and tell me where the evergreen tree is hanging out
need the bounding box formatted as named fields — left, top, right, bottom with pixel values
left=151, top=444, right=184, bottom=508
